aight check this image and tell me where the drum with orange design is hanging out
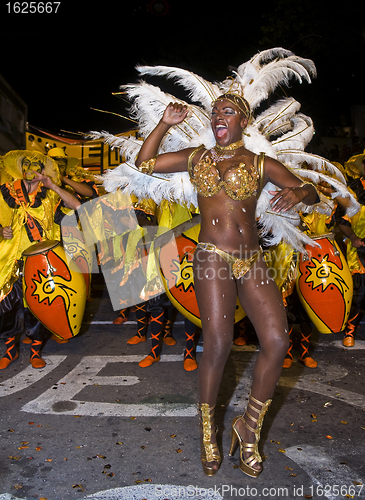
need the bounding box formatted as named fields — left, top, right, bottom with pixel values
left=296, top=234, right=353, bottom=333
left=22, top=240, right=87, bottom=340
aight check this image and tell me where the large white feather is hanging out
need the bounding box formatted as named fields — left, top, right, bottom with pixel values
left=136, top=65, right=220, bottom=111
left=254, top=98, right=302, bottom=137
left=276, top=150, right=347, bottom=183
left=271, top=114, right=314, bottom=151
left=102, top=163, right=198, bottom=208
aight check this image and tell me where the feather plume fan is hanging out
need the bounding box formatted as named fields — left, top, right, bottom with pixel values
left=222, top=48, right=317, bottom=110
left=92, top=48, right=358, bottom=252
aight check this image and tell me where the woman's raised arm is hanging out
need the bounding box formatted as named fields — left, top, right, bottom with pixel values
left=135, top=103, right=193, bottom=174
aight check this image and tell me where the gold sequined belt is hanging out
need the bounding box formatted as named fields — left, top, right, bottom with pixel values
left=196, top=242, right=262, bottom=279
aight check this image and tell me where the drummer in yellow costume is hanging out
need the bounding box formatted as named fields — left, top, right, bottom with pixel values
left=338, top=152, right=365, bottom=347
left=0, top=150, right=81, bottom=370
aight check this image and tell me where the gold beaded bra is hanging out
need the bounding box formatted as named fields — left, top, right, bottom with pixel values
left=188, top=145, right=264, bottom=201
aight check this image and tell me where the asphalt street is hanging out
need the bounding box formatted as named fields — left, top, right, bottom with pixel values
left=0, top=275, right=364, bottom=500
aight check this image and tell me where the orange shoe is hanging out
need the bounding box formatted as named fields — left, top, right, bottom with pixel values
left=299, top=355, right=318, bottom=368
left=127, top=335, right=146, bottom=345
left=30, top=340, right=46, bottom=369
left=342, top=313, right=358, bottom=347
left=113, top=308, right=130, bottom=325
left=184, top=357, right=198, bottom=371
left=0, top=337, right=19, bottom=370
left=22, top=336, right=32, bottom=344
left=343, top=335, right=355, bottom=347
left=283, top=357, right=293, bottom=368
left=299, top=330, right=317, bottom=367
left=234, top=335, right=247, bottom=346
left=0, top=351, right=19, bottom=370
left=138, top=354, right=160, bottom=368
left=113, top=316, right=128, bottom=325
left=234, top=318, right=248, bottom=346
left=51, top=334, right=69, bottom=344
left=163, top=335, right=176, bottom=346
left=30, top=357, right=46, bottom=369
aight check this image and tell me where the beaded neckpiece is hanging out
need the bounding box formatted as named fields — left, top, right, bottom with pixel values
left=210, top=140, right=243, bottom=162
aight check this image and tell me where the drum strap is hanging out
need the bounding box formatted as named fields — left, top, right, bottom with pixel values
left=13, top=179, right=43, bottom=242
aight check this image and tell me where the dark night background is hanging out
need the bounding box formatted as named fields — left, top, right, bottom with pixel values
left=2, top=0, right=365, bottom=155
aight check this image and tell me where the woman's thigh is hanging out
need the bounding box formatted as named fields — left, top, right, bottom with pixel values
left=236, top=256, right=288, bottom=344
left=193, top=248, right=237, bottom=332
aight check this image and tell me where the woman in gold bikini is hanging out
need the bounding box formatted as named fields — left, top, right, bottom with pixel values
left=136, top=95, right=319, bottom=478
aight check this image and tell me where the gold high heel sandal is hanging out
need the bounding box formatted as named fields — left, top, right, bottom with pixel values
left=198, top=403, right=221, bottom=476
left=229, top=394, right=272, bottom=478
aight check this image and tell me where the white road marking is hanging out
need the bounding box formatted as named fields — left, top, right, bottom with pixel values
left=1, top=354, right=363, bottom=416
left=279, top=362, right=365, bottom=408
left=21, top=355, right=195, bottom=417
left=230, top=358, right=365, bottom=409
left=286, top=445, right=365, bottom=500
left=0, top=485, right=224, bottom=500
left=0, top=356, right=67, bottom=397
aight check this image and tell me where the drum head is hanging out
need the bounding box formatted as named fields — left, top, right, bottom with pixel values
left=23, top=240, right=60, bottom=257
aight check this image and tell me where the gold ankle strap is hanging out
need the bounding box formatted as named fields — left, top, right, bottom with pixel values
left=244, top=395, right=272, bottom=432
left=249, top=393, right=272, bottom=409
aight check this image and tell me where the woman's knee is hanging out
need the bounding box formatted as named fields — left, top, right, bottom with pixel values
left=259, top=329, right=290, bottom=358
left=279, top=331, right=290, bottom=353
left=201, top=331, right=233, bottom=366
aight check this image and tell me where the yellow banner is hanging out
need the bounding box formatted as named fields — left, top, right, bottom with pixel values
left=26, top=125, right=138, bottom=175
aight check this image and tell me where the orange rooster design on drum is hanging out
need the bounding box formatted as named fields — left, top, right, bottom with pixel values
left=296, top=237, right=353, bottom=333
left=22, top=241, right=87, bottom=339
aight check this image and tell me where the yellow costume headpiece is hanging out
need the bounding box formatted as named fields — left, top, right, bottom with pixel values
left=3, top=150, right=60, bottom=185
left=47, top=147, right=79, bottom=170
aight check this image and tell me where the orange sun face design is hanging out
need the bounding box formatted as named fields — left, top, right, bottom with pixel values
left=304, top=254, right=350, bottom=296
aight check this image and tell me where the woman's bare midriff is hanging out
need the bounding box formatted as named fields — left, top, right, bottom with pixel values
left=198, top=192, right=260, bottom=255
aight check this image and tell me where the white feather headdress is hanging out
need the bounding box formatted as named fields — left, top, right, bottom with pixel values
left=89, top=48, right=359, bottom=252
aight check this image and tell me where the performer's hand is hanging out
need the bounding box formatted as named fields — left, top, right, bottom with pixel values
left=1, top=226, right=13, bottom=239
left=32, top=171, right=54, bottom=189
left=162, top=102, right=188, bottom=126
left=269, top=187, right=307, bottom=212
left=349, top=234, right=365, bottom=248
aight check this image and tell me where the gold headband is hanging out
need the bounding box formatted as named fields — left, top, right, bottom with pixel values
left=212, top=93, right=251, bottom=120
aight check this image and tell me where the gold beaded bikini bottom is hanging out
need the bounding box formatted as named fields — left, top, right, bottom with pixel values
left=196, top=242, right=262, bottom=279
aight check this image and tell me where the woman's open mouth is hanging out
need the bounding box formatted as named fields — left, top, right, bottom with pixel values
left=215, top=124, right=228, bottom=138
